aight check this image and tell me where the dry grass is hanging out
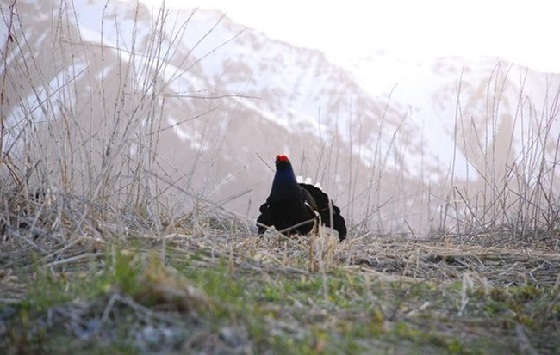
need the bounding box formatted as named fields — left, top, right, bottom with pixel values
left=1, top=223, right=560, bottom=353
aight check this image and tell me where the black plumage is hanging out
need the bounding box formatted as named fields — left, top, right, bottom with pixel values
left=257, top=155, right=346, bottom=241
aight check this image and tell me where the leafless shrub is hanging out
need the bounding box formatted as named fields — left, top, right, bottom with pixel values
left=440, top=64, right=560, bottom=240
left=0, top=0, right=251, bottom=256
left=1, top=1, right=557, bottom=253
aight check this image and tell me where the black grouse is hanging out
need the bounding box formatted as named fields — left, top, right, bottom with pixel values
left=257, top=155, right=346, bottom=241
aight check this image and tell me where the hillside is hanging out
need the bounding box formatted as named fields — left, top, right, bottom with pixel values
left=3, top=0, right=559, bottom=235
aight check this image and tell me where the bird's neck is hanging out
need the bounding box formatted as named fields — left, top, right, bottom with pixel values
left=271, top=166, right=299, bottom=199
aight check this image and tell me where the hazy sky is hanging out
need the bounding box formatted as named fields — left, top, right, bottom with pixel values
left=140, top=0, right=560, bottom=73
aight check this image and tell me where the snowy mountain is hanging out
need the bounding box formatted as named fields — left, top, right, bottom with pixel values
left=3, top=0, right=559, bottom=234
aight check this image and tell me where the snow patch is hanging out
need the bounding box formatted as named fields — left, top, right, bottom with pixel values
left=168, top=117, right=207, bottom=151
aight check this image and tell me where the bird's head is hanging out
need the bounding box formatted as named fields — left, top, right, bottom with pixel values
left=276, top=155, right=291, bottom=169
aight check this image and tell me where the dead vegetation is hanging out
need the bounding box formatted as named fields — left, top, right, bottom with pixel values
left=1, top=222, right=559, bottom=354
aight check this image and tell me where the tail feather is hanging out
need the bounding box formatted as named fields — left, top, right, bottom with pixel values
left=298, top=183, right=346, bottom=241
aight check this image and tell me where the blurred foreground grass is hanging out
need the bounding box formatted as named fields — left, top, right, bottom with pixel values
left=1, top=231, right=559, bottom=354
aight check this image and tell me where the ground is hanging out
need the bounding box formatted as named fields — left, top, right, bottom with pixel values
left=1, top=227, right=559, bottom=354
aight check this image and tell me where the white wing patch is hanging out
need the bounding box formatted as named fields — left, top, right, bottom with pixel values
left=297, top=176, right=321, bottom=189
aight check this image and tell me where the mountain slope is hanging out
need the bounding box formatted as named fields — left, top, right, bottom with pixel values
left=3, top=0, right=559, bottom=234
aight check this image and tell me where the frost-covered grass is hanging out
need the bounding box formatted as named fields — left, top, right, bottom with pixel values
left=1, top=231, right=558, bottom=354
